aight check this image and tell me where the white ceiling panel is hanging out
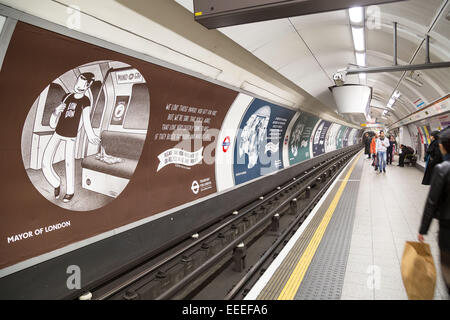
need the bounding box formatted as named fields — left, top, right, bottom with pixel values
left=366, top=27, right=421, bottom=64
left=289, top=9, right=349, bottom=28
left=251, top=29, right=312, bottom=71
left=174, top=0, right=449, bottom=127
left=175, top=0, right=193, bottom=12
left=289, top=13, right=351, bottom=48
left=219, top=18, right=293, bottom=53
left=319, top=51, right=356, bottom=78
left=277, top=58, right=327, bottom=83
left=431, top=7, right=450, bottom=42
left=377, top=0, right=445, bottom=32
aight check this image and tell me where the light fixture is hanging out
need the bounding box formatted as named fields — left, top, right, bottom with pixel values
left=359, top=73, right=367, bottom=84
left=392, top=90, right=401, bottom=99
left=387, top=98, right=395, bottom=108
left=351, top=27, right=365, bottom=51
left=386, top=90, right=401, bottom=109
left=355, top=52, right=366, bottom=66
left=349, top=7, right=364, bottom=24
left=348, top=7, right=367, bottom=86
left=355, top=51, right=366, bottom=85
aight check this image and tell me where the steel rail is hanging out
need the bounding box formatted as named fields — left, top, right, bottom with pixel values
left=224, top=151, right=357, bottom=299
left=155, top=150, right=358, bottom=300
left=94, top=146, right=360, bottom=300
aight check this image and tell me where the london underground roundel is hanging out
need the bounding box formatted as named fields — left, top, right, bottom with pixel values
left=222, top=136, right=231, bottom=152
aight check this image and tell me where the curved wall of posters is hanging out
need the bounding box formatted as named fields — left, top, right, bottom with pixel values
left=0, top=22, right=360, bottom=271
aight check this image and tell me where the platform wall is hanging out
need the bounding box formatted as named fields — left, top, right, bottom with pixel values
left=0, top=20, right=360, bottom=274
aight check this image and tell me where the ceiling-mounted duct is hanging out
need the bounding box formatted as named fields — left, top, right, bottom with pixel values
left=193, top=0, right=408, bottom=29
left=329, top=84, right=372, bottom=120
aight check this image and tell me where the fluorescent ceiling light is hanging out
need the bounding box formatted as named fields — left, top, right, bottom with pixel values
left=355, top=52, right=366, bottom=66
left=387, top=98, right=395, bottom=107
left=392, top=90, right=401, bottom=99
left=349, top=7, right=364, bottom=24
left=351, top=27, right=365, bottom=51
left=359, top=73, right=366, bottom=84
left=386, top=90, right=401, bottom=109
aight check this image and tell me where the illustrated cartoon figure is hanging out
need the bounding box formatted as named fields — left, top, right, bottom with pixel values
left=290, top=123, right=304, bottom=157
left=239, top=106, right=270, bottom=169
left=42, top=73, right=101, bottom=203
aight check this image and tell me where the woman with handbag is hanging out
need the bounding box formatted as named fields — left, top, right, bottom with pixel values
left=418, top=127, right=450, bottom=295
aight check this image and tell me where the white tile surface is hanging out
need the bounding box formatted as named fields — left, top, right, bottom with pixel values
left=342, top=158, right=448, bottom=300
left=342, top=282, right=375, bottom=300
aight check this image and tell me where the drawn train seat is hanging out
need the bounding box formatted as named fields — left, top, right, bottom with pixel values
left=81, top=131, right=146, bottom=197
left=81, top=82, right=149, bottom=198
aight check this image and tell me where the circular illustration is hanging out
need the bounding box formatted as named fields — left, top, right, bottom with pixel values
left=21, top=60, right=150, bottom=211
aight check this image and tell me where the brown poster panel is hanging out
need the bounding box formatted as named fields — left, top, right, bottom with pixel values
left=0, top=22, right=238, bottom=269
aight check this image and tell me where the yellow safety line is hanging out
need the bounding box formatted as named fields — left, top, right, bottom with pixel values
left=277, top=152, right=362, bottom=300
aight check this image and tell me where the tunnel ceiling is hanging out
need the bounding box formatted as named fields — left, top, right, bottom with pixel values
left=176, top=0, right=450, bottom=127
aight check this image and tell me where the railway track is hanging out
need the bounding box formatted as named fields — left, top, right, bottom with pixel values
left=88, top=146, right=362, bottom=300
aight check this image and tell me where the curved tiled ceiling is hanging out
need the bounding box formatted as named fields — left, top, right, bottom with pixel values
left=176, top=0, right=450, bottom=127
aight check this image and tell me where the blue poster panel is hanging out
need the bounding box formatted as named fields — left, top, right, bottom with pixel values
left=312, top=120, right=332, bottom=157
left=234, top=98, right=295, bottom=185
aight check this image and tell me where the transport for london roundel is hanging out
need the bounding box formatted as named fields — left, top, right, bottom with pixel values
left=20, top=60, right=150, bottom=211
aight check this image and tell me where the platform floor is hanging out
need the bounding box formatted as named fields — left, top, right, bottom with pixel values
left=246, top=150, right=449, bottom=300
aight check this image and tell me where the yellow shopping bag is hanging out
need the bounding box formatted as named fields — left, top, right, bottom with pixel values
left=401, top=241, right=436, bottom=300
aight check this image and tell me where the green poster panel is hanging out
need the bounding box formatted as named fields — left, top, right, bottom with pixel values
left=336, top=125, right=348, bottom=149
left=288, top=113, right=319, bottom=165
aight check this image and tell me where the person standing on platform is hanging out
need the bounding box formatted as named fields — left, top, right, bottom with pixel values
left=386, top=135, right=396, bottom=165
left=376, top=131, right=390, bottom=173
left=422, top=131, right=443, bottom=185
left=418, top=127, right=450, bottom=295
left=364, top=132, right=371, bottom=159
left=371, top=133, right=378, bottom=171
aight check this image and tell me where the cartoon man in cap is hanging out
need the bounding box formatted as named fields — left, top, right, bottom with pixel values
left=42, top=72, right=101, bottom=203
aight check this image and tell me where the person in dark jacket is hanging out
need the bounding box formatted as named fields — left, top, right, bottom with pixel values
left=364, top=132, right=371, bottom=159
left=386, top=135, right=396, bottom=165
left=418, top=127, right=450, bottom=294
left=422, top=131, right=443, bottom=185
left=398, top=144, right=414, bottom=167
